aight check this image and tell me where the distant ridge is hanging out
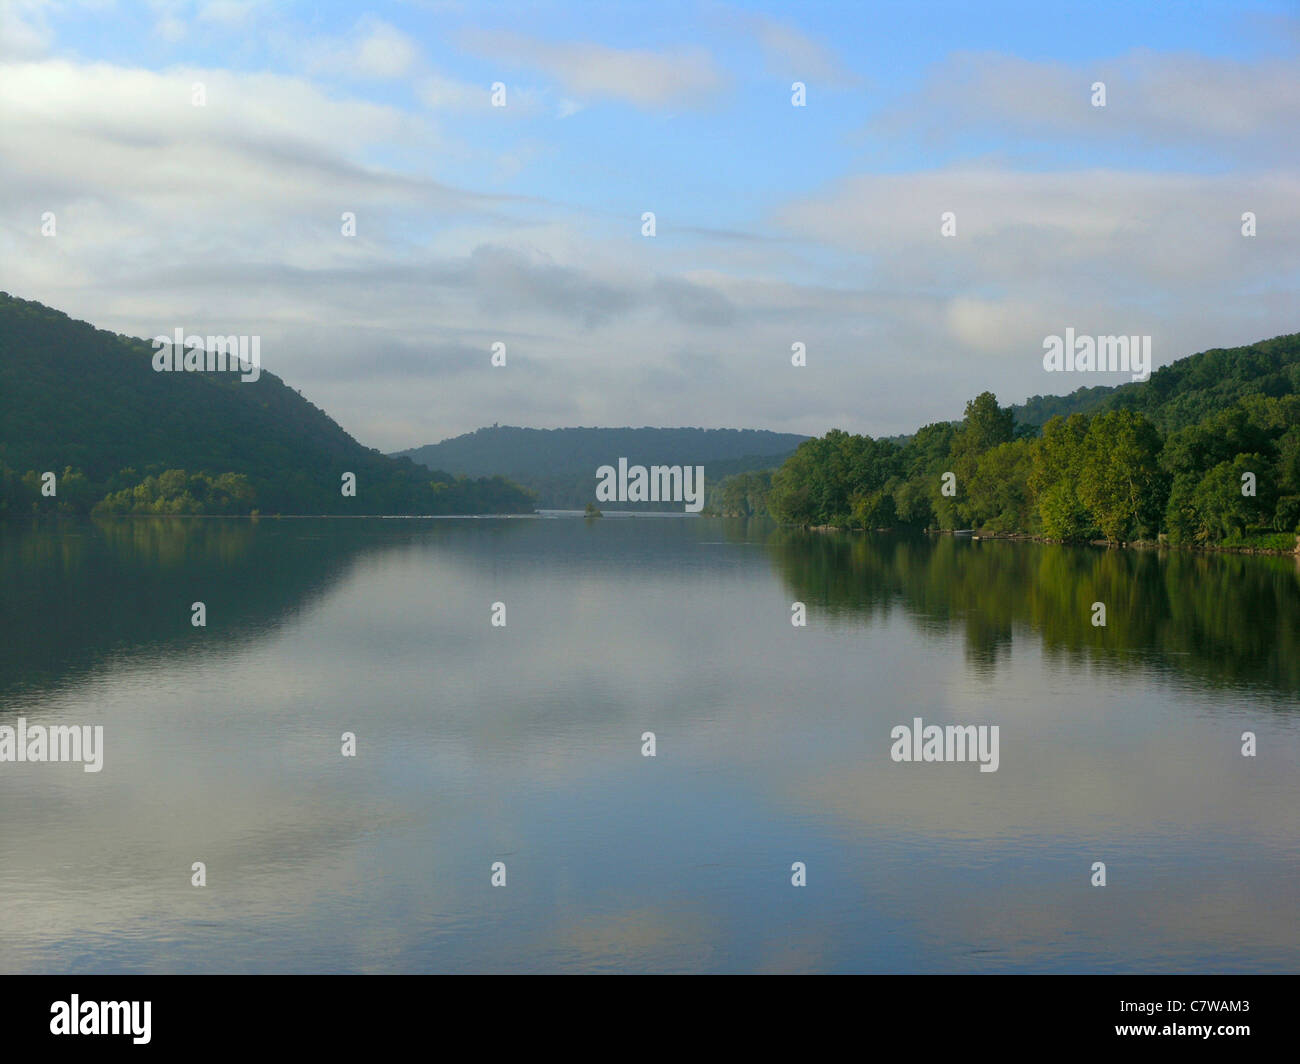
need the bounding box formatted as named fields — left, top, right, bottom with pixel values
left=394, top=426, right=811, bottom=509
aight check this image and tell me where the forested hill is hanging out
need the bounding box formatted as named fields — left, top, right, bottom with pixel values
left=1012, top=333, right=1300, bottom=433
left=1011, top=384, right=1117, bottom=428
left=395, top=426, right=810, bottom=509
left=764, top=330, right=1300, bottom=548
left=0, top=293, right=534, bottom=515
left=1097, top=333, right=1300, bottom=432
left=397, top=426, right=810, bottom=477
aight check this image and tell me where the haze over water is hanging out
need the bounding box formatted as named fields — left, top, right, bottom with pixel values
left=2, top=516, right=1297, bottom=973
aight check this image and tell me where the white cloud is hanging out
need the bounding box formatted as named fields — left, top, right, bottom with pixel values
left=304, top=16, right=421, bottom=80
left=0, top=0, right=52, bottom=57
left=775, top=167, right=1300, bottom=299
left=198, top=0, right=259, bottom=26
left=2, top=34, right=1297, bottom=449
left=876, top=49, right=1300, bottom=163
left=153, top=16, right=186, bottom=43
left=746, top=12, right=857, bottom=87
left=462, top=29, right=725, bottom=109
left=416, top=70, right=513, bottom=113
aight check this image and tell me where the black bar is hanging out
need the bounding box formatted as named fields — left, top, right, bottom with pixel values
left=3, top=974, right=1291, bottom=1052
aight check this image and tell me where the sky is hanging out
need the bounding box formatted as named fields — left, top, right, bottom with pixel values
left=1, top=0, right=1298, bottom=451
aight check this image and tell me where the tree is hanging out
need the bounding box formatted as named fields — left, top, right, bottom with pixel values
left=769, top=430, right=900, bottom=526
left=951, top=392, right=1015, bottom=461
left=850, top=488, right=896, bottom=529
left=1188, top=454, right=1273, bottom=541
left=966, top=439, right=1035, bottom=532
left=944, top=392, right=1015, bottom=527
left=1030, top=414, right=1090, bottom=540
left=1076, top=410, right=1165, bottom=542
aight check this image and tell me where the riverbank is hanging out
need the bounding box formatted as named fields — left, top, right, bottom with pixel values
left=804, top=524, right=1300, bottom=556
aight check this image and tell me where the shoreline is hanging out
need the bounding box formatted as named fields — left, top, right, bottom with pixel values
left=802, top=524, right=1300, bottom=557
left=9, top=512, right=1299, bottom=556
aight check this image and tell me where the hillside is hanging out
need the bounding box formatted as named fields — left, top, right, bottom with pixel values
left=1100, top=334, right=1300, bottom=431
left=1011, top=384, right=1117, bottom=428
left=395, top=426, right=809, bottom=509
left=0, top=293, right=534, bottom=515
left=767, top=330, right=1300, bottom=547
left=1011, top=333, right=1300, bottom=432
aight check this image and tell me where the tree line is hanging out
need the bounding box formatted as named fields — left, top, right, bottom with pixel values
left=761, top=390, right=1300, bottom=547
left=0, top=462, right=535, bottom=516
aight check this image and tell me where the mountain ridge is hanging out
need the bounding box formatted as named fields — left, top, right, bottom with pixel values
left=394, top=425, right=812, bottom=509
left=0, top=292, right=534, bottom=515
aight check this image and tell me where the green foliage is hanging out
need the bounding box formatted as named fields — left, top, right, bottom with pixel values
left=1102, top=333, right=1300, bottom=433
left=849, top=487, right=896, bottom=529
left=0, top=293, right=535, bottom=516
left=1187, top=455, right=1274, bottom=542
left=768, top=336, right=1300, bottom=548
left=951, top=391, right=1015, bottom=460
left=1031, top=414, right=1091, bottom=539
left=95, top=470, right=257, bottom=515
left=713, top=469, right=773, bottom=517
left=1012, top=384, right=1117, bottom=429
left=1075, top=410, right=1165, bottom=542
left=1214, top=531, right=1298, bottom=551
left=0, top=466, right=95, bottom=514
left=967, top=439, right=1036, bottom=533
left=769, top=429, right=901, bottom=526
left=889, top=474, right=934, bottom=527
left=1274, top=496, right=1300, bottom=535
left=893, top=421, right=955, bottom=527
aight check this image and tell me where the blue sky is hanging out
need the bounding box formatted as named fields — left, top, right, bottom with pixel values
left=2, top=0, right=1297, bottom=448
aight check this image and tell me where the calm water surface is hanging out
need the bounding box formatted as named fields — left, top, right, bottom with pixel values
left=1, top=516, right=1297, bottom=972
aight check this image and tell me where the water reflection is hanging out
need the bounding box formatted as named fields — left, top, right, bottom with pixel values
left=768, top=528, right=1300, bottom=698
left=0, top=517, right=1296, bottom=973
